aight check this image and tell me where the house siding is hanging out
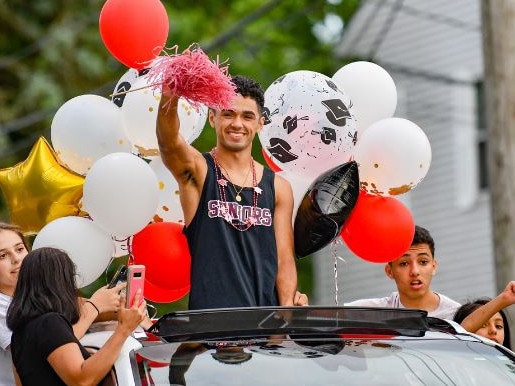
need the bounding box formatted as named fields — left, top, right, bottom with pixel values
left=313, top=0, right=496, bottom=306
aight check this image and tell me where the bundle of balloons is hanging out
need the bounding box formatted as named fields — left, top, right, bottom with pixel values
left=260, top=63, right=431, bottom=264
left=0, top=0, right=432, bottom=308
left=0, top=0, right=197, bottom=303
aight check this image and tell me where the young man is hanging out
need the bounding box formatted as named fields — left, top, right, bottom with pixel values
left=156, top=74, right=299, bottom=310
left=345, top=225, right=460, bottom=319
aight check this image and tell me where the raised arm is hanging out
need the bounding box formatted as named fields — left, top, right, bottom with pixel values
left=157, top=94, right=195, bottom=178
left=47, top=291, right=147, bottom=386
left=273, top=174, right=298, bottom=306
left=156, top=92, right=207, bottom=225
left=460, top=281, right=515, bottom=332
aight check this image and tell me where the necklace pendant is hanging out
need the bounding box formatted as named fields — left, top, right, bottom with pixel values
left=235, top=194, right=242, bottom=202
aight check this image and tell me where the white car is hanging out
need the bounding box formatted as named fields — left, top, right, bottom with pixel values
left=82, top=307, right=515, bottom=385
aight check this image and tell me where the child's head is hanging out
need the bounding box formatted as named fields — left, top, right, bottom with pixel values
left=0, top=222, right=29, bottom=296
left=454, top=299, right=511, bottom=349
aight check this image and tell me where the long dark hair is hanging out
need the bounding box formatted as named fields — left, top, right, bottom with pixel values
left=6, top=247, right=80, bottom=331
left=453, top=298, right=512, bottom=350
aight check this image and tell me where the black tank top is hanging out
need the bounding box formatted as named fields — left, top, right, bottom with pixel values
left=184, top=152, right=278, bottom=309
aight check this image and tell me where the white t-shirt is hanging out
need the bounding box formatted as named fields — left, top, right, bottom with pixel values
left=0, top=292, right=13, bottom=385
left=345, top=291, right=461, bottom=320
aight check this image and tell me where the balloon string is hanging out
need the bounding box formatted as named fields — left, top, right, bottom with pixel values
left=103, top=255, right=116, bottom=286
left=112, top=236, right=129, bottom=252
left=103, top=235, right=129, bottom=285
left=109, top=82, right=163, bottom=98
left=102, top=236, right=132, bottom=285
left=334, top=251, right=338, bottom=306
left=126, top=236, right=135, bottom=265
left=331, top=239, right=346, bottom=306
left=109, top=44, right=183, bottom=98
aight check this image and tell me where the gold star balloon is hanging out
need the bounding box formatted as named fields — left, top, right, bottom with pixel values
left=0, top=137, right=85, bottom=234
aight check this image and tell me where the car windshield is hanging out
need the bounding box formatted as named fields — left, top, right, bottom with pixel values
left=134, top=336, right=515, bottom=385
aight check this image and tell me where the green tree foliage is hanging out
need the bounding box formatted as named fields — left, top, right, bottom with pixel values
left=0, top=0, right=360, bottom=164
left=0, top=0, right=360, bottom=312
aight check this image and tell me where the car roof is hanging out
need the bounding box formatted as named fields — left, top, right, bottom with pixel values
left=131, top=307, right=515, bottom=386
left=147, top=306, right=461, bottom=342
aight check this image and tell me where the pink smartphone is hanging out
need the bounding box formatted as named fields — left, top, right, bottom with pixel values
left=125, top=265, right=145, bottom=308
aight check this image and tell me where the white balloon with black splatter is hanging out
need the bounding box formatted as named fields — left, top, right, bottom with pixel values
left=259, top=70, right=358, bottom=180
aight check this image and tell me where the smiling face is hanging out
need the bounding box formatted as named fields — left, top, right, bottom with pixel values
left=475, top=312, right=505, bottom=345
left=0, top=229, right=29, bottom=296
left=385, top=243, right=437, bottom=304
left=209, top=94, right=264, bottom=153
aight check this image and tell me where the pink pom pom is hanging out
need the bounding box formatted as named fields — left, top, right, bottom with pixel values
left=147, top=47, right=237, bottom=110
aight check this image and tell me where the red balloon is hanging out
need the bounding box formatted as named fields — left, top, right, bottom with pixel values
left=131, top=222, right=191, bottom=289
left=341, top=191, right=415, bottom=263
left=99, top=0, right=169, bottom=69
left=144, top=278, right=189, bottom=303
left=262, top=147, right=282, bottom=172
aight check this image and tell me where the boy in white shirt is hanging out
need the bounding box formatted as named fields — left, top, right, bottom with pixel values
left=346, top=225, right=460, bottom=319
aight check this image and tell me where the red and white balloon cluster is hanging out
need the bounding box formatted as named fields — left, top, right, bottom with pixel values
left=333, top=62, right=430, bottom=264
left=22, top=0, right=196, bottom=302
left=262, top=63, right=431, bottom=264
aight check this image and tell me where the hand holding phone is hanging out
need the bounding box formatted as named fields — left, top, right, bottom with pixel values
left=126, top=265, right=145, bottom=308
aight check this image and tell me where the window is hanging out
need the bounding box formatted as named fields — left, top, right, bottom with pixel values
left=475, top=80, right=489, bottom=190
left=453, top=75, right=488, bottom=209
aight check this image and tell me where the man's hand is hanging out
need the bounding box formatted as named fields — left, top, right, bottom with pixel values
left=294, top=291, right=309, bottom=306
left=160, top=48, right=191, bottom=97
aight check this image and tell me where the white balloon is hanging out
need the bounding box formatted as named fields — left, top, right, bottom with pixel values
left=354, top=117, right=431, bottom=196
left=32, top=216, right=114, bottom=288
left=121, top=74, right=207, bottom=156
left=121, top=75, right=161, bottom=152
left=332, top=61, right=397, bottom=137
left=181, top=100, right=208, bottom=145
left=82, top=153, right=159, bottom=238
left=51, top=94, right=132, bottom=175
left=259, top=70, right=357, bottom=180
left=149, top=157, right=185, bottom=224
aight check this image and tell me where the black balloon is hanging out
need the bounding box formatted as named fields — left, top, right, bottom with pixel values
left=294, top=161, right=360, bottom=258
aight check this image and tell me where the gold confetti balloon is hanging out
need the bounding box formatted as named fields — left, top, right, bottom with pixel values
left=0, top=137, right=85, bottom=234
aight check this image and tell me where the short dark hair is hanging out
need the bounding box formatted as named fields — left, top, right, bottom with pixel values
left=453, top=298, right=490, bottom=324
left=231, top=75, right=265, bottom=114
left=0, top=222, right=29, bottom=251
left=453, top=298, right=511, bottom=350
left=412, top=225, right=435, bottom=256
left=7, top=247, right=80, bottom=331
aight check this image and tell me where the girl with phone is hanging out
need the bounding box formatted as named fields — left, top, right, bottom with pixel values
left=7, top=247, right=147, bottom=386
left=0, top=222, right=124, bottom=386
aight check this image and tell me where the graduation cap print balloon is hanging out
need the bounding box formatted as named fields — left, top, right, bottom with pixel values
left=111, top=67, right=140, bottom=108
left=294, top=161, right=360, bottom=258
left=259, top=70, right=358, bottom=180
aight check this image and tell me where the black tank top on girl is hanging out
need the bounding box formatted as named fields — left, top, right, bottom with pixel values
left=184, top=152, right=278, bottom=310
